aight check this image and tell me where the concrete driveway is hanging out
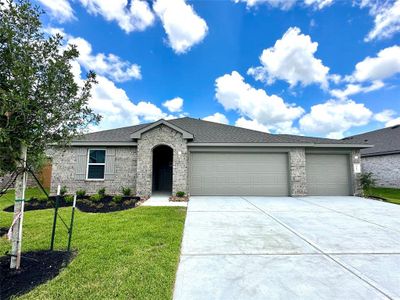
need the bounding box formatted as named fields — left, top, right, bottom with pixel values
left=174, top=196, right=400, bottom=300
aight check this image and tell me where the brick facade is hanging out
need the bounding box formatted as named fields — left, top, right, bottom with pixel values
left=361, top=154, right=400, bottom=188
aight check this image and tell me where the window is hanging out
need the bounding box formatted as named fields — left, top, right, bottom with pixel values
left=87, top=149, right=106, bottom=180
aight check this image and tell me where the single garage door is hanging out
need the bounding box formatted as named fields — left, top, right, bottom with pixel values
left=306, top=154, right=351, bottom=196
left=190, top=152, right=289, bottom=196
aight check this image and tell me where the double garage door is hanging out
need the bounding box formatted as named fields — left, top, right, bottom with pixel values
left=189, top=152, right=351, bottom=196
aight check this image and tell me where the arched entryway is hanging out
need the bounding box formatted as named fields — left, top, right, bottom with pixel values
left=152, top=145, right=173, bottom=194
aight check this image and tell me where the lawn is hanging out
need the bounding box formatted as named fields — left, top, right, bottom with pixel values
left=0, top=188, right=186, bottom=299
left=365, top=186, right=400, bottom=205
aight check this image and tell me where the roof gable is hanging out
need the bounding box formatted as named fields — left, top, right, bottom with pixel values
left=130, top=119, right=194, bottom=140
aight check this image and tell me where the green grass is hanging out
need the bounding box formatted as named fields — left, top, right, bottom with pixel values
left=365, top=187, right=400, bottom=205
left=0, top=188, right=186, bottom=299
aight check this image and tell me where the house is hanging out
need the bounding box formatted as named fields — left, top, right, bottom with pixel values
left=344, top=125, right=400, bottom=188
left=50, top=117, right=370, bottom=197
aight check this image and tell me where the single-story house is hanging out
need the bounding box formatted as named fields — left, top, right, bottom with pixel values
left=50, top=117, right=370, bottom=197
left=344, top=125, right=400, bottom=188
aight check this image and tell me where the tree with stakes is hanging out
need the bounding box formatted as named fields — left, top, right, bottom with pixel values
left=0, top=0, right=101, bottom=269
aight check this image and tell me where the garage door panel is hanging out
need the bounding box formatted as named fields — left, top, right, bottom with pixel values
left=306, top=154, right=351, bottom=196
left=190, top=152, right=289, bottom=196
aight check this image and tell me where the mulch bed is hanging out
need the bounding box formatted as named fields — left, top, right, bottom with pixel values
left=3, top=196, right=72, bottom=212
left=169, top=196, right=189, bottom=202
left=0, top=227, right=8, bottom=238
left=76, top=196, right=140, bottom=213
left=0, top=250, right=75, bottom=300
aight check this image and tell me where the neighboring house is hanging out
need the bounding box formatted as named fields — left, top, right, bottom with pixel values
left=344, top=125, right=400, bottom=188
left=50, top=117, right=370, bottom=197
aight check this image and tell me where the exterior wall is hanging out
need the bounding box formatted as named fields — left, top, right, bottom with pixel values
left=350, top=149, right=362, bottom=195
left=288, top=148, right=307, bottom=196
left=50, top=146, right=137, bottom=195
left=361, top=154, right=400, bottom=188
left=136, top=124, right=188, bottom=197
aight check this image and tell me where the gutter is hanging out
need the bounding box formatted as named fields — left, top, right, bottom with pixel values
left=187, top=142, right=373, bottom=148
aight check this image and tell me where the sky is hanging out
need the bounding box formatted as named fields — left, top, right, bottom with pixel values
left=34, top=0, right=400, bottom=138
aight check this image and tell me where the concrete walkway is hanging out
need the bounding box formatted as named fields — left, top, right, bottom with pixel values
left=142, top=194, right=187, bottom=207
left=174, top=196, right=400, bottom=300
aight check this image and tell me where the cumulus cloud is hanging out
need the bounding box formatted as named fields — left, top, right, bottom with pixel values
left=153, top=0, right=208, bottom=54
left=363, top=0, right=400, bottom=42
left=299, top=99, right=373, bottom=138
left=351, top=45, right=400, bottom=82
left=386, top=117, right=400, bottom=127
left=248, top=27, right=329, bottom=88
left=162, top=97, right=184, bottom=113
left=37, top=0, right=75, bottom=22
left=78, top=0, right=155, bottom=33
left=235, top=117, right=270, bottom=132
left=233, top=0, right=333, bottom=10
left=215, top=71, right=304, bottom=133
left=330, top=81, right=384, bottom=99
left=66, top=36, right=141, bottom=82
left=203, top=113, right=229, bottom=124
left=373, top=109, right=396, bottom=122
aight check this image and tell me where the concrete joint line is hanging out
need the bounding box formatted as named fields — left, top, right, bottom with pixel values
left=240, top=197, right=394, bottom=300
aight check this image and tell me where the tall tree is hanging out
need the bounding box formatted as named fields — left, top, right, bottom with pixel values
left=0, top=0, right=101, bottom=268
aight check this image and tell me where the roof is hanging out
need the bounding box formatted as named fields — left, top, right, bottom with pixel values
left=343, top=125, right=400, bottom=156
left=73, top=117, right=371, bottom=147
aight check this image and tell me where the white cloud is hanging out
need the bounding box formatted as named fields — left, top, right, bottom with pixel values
left=162, top=97, right=184, bottom=113
left=203, top=113, right=229, bottom=124
left=330, top=80, right=384, bottom=99
left=299, top=99, right=373, bottom=138
left=248, top=27, right=329, bottom=88
left=67, top=36, right=141, bottom=82
left=37, top=0, right=75, bottom=22
left=233, top=0, right=333, bottom=10
left=374, top=109, right=396, bottom=122
left=386, top=117, right=400, bottom=127
left=352, top=45, right=400, bottom=82
left=78, top=0, right=155, bottom=33
left=215, top=71, right=304, bottom=133
left=363, top=0, right=400, bottom=41
left=235, top=117, right=270, bottom=132
left=153, top=0, right=208, bottom=54
left=71, top=61, right=168, bottom=131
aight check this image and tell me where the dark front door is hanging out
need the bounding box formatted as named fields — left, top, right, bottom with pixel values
left=152, top=145, right=173, bottom=193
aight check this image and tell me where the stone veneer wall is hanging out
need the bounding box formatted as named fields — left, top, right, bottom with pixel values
left=289, top=148, right=307, bottom=196
left=136, top=125, right=188, bottom=197
left=50, top=146, right=137, bottom=195
left=350, top=149, right=362, bottom=195
left=361, top=153, right=400, bottom=188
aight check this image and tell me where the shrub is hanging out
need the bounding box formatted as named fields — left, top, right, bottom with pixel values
left=37, top=197, right=48, bottom=203
left=121, top=187, right=131, bottom=196
left=96, top=203, right=104, bottom=209
left=360, top=172, right=376, bottom=195
left=113, top=195, right=123, bottom=203
left=76, top=189, right=86, bottom=198
left=60, top=186, right=68, bottom=196
left=123, top=199, right=134, bottom=206
left=64, top=195, right=74, bottom=203
left=97, top=187, right=106, bottom=197
left=176, top=191, right=185, bottom=197
left=108, top=201, right=117, bottom=207
left=90, top=194, right=102, bottom=202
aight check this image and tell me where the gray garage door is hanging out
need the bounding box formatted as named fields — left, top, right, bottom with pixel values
left=190, top=152, right=289, bottom=196
left=306, top=154, right=351, bottom=196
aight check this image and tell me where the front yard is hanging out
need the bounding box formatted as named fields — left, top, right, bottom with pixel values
left=365, top=187, right=400, bottom=205
left=0, top=188, right=186, bottom=299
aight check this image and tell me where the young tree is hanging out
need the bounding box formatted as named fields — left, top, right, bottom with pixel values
left=0, top=0, right=101, bottom=268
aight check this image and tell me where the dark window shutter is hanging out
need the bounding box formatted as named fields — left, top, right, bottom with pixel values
left=75, top=148, right=87, bottom=180
left=104, top=148, right=116, bottom=180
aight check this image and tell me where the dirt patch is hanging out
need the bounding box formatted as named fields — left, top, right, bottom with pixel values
left=76, top=196, right=140, bottom=213
left=0, top=250, right=75, bottom=300
left=3, top=196, right=72, bottom=212
left=0, top=227, right=8, bottom=238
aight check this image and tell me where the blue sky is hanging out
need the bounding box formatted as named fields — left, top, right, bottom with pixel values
left=35, top=0, right=400, bottom=138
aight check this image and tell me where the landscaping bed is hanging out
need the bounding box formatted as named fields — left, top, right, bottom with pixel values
left=76, top=195, right=140, bottom=213
left=3, top=196, right=72, bottom=212
left=0, top=250, right=75, bottom=300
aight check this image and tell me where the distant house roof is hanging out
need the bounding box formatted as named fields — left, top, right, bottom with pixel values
left=343, top=125, right=400, bottom=156
left=73, top=117, right=371, bottom=147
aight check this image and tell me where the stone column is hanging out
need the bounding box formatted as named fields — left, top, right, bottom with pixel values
left=289, top=148, right=307, bottom=196
left=350, top=149, right=362, bottom=196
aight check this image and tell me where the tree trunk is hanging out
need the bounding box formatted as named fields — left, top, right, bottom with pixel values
left=10, top=144, right=27, bottom=269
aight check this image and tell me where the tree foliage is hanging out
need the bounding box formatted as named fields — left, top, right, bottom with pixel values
left=0, top=0, right=101, bottom=173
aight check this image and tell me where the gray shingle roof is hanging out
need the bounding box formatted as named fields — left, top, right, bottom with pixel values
left=74, top=117, right=369, bottom=146
left=343, top=125, right=400, bottom=156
